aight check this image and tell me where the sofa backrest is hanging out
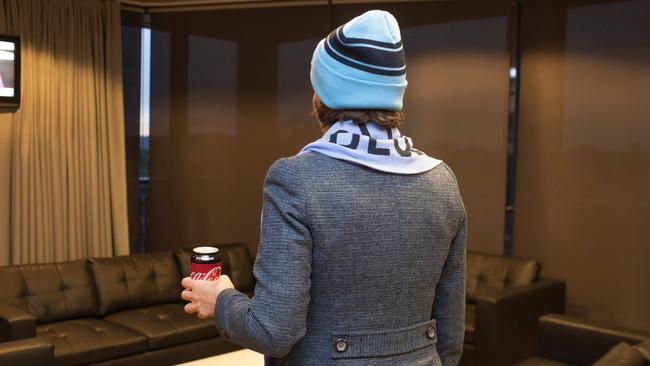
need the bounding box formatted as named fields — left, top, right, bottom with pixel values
left=0, top=260, right=98, bottom=324
left=539, top=314, right=650, bottom=365
left=90, top=251, right=181, bottom=316
left=466, top=251, right=540, bottom=302
left=174, top=243, right=255, bottom=295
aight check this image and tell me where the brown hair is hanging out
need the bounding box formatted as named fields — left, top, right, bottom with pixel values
left=313, top=100, right=405, bottom=129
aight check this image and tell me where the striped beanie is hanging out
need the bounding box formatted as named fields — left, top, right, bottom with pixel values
left=310, top=10, right=408, bottom=111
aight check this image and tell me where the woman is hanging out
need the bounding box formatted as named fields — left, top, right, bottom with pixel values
left=181, top=10, right=466, bottom=366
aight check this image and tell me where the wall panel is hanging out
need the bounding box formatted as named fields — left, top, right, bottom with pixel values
left=147, top=6, right=329, bottom=254
left=515, top=0, right=650, bottom=331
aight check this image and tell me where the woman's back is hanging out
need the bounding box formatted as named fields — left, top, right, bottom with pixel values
left=264, top=152, right=466, bottom=365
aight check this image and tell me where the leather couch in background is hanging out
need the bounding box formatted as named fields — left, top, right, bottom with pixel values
left=516, top=313, right=650, bottom=365
left=0, top=243, right=254, bottom=366
left=460, top=251, right=567, bottom=366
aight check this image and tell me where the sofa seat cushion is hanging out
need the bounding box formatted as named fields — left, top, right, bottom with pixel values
left=104, top=303, right=219, bottom=350
left=465, top=303, right=476, bottom=344
left=514, top=357, right=572, bottom=366
left=36, top=318, right=147, bottom=366
left=592, top=342, right=647, bottom=366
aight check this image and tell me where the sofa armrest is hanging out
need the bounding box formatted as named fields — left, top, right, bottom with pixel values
left=0, top=337, right=54, bottom=366
left=0, top=304, right=36, bottom=342
left=474, top=279, right=566, bottom=366
left=538, top=313, right=650, bottom=365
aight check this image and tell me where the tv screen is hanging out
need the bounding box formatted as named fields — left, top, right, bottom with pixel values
left=0, top=35, right=20, bottom=107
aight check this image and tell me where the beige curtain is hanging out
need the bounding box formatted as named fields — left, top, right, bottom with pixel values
left=0, top=0, right=129, bottom=264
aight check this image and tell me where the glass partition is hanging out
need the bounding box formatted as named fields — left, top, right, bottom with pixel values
left=514, top=0, right=650, bottom=331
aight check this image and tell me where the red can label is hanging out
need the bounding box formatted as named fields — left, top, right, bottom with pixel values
left=190, top=262, right=222, bottom=281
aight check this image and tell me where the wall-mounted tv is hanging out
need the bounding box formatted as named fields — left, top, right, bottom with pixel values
left=0, top=35, right=20, bottom=108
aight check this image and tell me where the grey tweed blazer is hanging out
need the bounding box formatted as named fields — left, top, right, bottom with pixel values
left=215, top=152, right=467, bottom=366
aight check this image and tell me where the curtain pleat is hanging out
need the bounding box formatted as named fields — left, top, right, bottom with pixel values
left=0, top=0, right=129, bottom=264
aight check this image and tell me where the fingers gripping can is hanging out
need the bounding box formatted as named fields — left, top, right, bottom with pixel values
left=190, top=246, right=222, bottom=281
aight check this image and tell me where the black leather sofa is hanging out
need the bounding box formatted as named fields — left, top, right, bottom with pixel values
left=0, top=243, right=254, bottom=366
left=461, top=251, right=567, bottom=366
left=516, top=314, right=650, bottom=366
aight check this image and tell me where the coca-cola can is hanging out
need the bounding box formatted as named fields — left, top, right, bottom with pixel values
left=190, top=246, right=222, bottom=281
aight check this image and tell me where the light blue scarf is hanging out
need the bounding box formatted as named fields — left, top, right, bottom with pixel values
left=300, top=120, right=442, bottom=174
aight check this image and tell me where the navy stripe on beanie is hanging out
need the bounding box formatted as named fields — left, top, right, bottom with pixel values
left=329, top=28, right=405, bottom=69
left=324, top=26, right=406, bottom=76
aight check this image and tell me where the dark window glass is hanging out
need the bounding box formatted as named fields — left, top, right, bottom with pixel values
left=121, top=10, right=142, bottom=253
left=147, top=6, right=329, bottom=254
left=515, top=0, right=650, bottom=331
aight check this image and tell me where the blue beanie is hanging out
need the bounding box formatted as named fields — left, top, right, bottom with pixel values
left=310, top=10, right=408, bottom=111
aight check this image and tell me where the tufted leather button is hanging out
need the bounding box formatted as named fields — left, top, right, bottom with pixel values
left=335, top=338, right=348, bottom=352
left=426, top=325, right=435, bottom=339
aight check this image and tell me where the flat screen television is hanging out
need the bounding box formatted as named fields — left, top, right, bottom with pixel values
left=0, top=35, right=20, bottom=108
